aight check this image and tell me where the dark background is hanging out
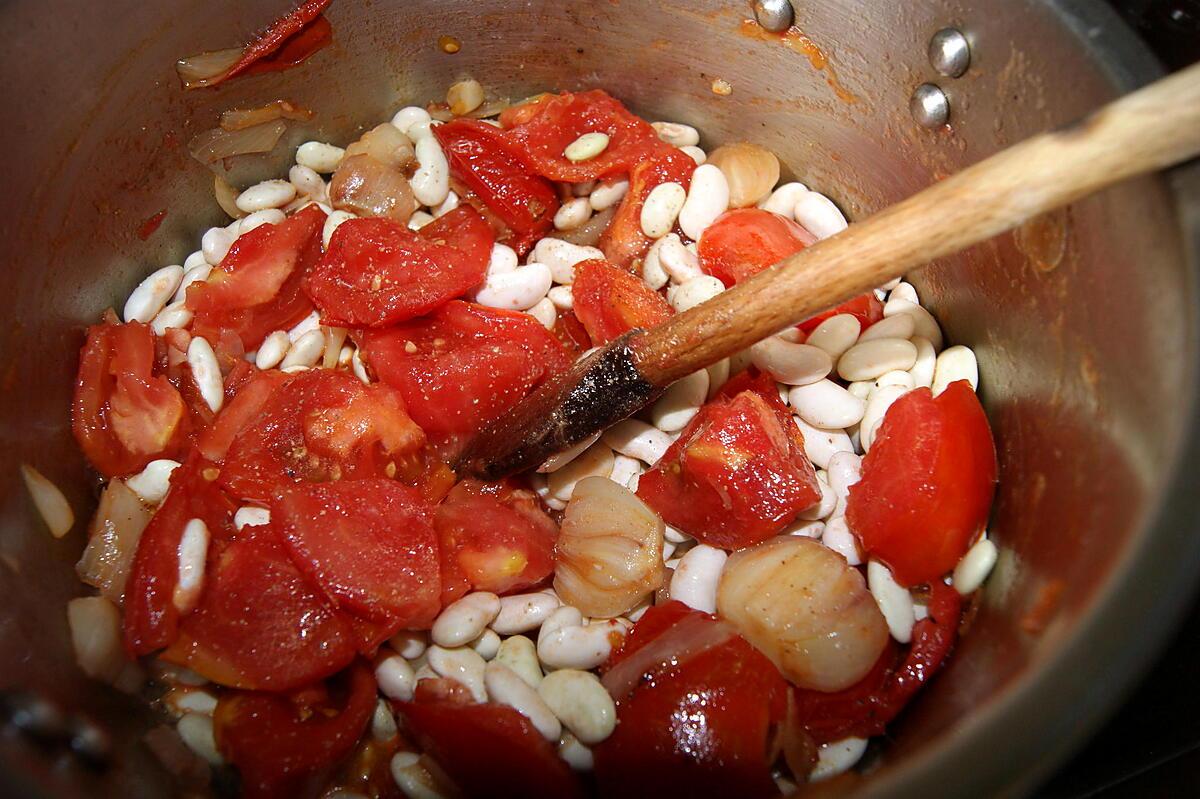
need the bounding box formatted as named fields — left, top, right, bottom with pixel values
left=1043, top=2, right=1199, bottom=796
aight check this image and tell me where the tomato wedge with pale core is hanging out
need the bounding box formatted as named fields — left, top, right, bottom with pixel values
left=637, top=384, right=821, bottom=548
left=304, top=208, right=493, bottom=328
left=593, top=601, right=787, bottom=799
left=571, top=258, right=674, bottom=346
left=847, top=381, right=998, bottom=586
left=213, top=660, right=376, bottom=799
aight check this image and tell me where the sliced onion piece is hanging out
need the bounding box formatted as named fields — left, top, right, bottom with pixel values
left=21, top=463, right=73, bottom=538
left=175, top=48, right=242, bottom=89
left=330, top=154, right=417, bottom=223
left=553, top=476, right=664, bottom=619
left=220, top=99, right=314, bottom=131
left=600, top=611, right=735, bottom=701
left=214, top=175, right=244, bottom=219
left=343, top=124, right=416, bottom=170
left=556, top=206, right=615, bottom=248
left=188, top=119, right=287, bottom=166
left=67, top=595, right=128, bottom=683
left=76, top=479, right=153, bottom=603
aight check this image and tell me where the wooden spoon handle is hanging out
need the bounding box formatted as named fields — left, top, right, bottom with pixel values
left=634, top=61, right=1200, bottom=386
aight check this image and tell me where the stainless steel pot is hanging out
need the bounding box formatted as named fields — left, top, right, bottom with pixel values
left=1, top=1, right=1197, bottom=796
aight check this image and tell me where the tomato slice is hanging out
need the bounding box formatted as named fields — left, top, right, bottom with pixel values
left=434, top=119, right=559, bottom=256
left=213, top=660, right=376, bottom=799
left=435, top=479, right=558, bottom=601
left=696, top=208, right=817, bottom=286
left=219, top=369, right=425, bottom=505
left=195, top=367, right=290, bottom=462
left=636, top=386, right=820, bottom=549
left=846, top=381, right=997, bottom=586
left=187, top=204, right=325, bottom=351
left=551, top=310, right=592, bottom=359
left=571, top=259, right=673, bottom=346
left=505, top=90, right=662, bottom=182
left=397, top=679, right=585, bottom=799
left=797, top=292, right=884, bottom=334
left=593, top=601, right=787, bottom=799
left=600, top=147, right=697, bottom=268
left=123, top=457, right=237, bottom=656
left=303, top=209, right=493, bottom=327
left=361, top=301, right=571, bottom=457
left=72, top=321, right=189, bottom=477
left=273, top=479, right=442, bottom=630
left=159, top=524, right=358, bottom=691
left=791, top=583, right=962, bottom=743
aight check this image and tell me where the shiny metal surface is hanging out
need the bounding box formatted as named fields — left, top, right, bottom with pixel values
left=753, top=0, right=796, bottom=33
left=0, top=1, right=1196, bottom=797
left=928, top=27, right=972, bottom=77
left=909, top=82, right=952, bottom=127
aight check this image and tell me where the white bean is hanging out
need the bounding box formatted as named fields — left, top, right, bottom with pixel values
left=750, top=336, right=832, bottom=386
left=407, top=211, right=435, bottom=231
left=953, top=537, right=998, bottom=595
left=669, top=545, right=727, bottom=613
left=427, top=646, right=487, bottom=703
left=608, top=453, right=644, bottom=489
left=602, top=419, right=673, bottom=466
left=172, top=519, right=209, bottom=614
left=811, top=737, right=868, bottom=781
left=470, top=629, right=501, bottom=660
left=932, top=345, right=979, bottom=395
left=867, top=560, right=916, bottom=644
left=255, top=330, right=292, bottom=370
left=539, top=431, right=602, bottom=474
left=151, top=301, right=193, bottom=335
left=126, top=460, right=180, bottom=505
left=679, top=145, right=707, bottom=165
left=909, top=337, right=937, bottom=389
left=706, top=358, right=731, bottom=398
left=288, top=164, right=326, bottom=201
left=552, top=197, right=594, bottom=231
left=412, top=136, right=450, bottom=207
left=589, top=177, right=629, bottom=211
left=655, top=234, right=703, bottom=283
left=495, top=635, right=544, bottom=688
left=547, top=285, right=574, bottom=310
left=678, top=164, right=729, bottom=241
left=233, top=506, right=270, bottom=529
left=838, top=338, right=918, bottom=382
left=431, top=592, right=501, bottom=648
left=177, top=713, right=223, bottom=766
left=182, top=250, right=207, bottom=271
left=372, top=698, right=398, bottom=742
left=782, top=518, right=826, bottom=538
left=821, top=516, right=862, bottom=565
left=650, top=370, right=709, bottom=432
left=547, top=444, right=615, bottom=502
left=201, top=224, right=237, bottom=265
left=296, top=141, right=345, bottom=173
left=323, top=209, right=355, bottom=249
left=558, top=732, right=594, bottom=771
left=280, top=328, right=325, bottom=370
left=537, top=609, right=625, bottom=670
left=884, top=297, right=944, bottom=350
left=376, top=655, right=417, bottom=702
left=527, top=297, right=557, bottom=329
left=165, top=688, right=218, bottom=717
left=793, top=416, right=855, bottom=470
left=788, top=380, right=866, bottom=429
left=390, top=631, right=428, bottom=660
left=432, top=190, right=460, bottom=218
left=537, top=669, right=616, bottom=745
left=475, top=263, right=552, bottom=311
left=351, top=347, right=371, bottom=384
left=826, top=451, right=863, bottom=519
left=492, top=591, right=562, bottom=635
left=186, top=336, right=223, bottom=413
left=758, top=182, right=809, bottom=218
left=874, top=370, right=916, bottom=391
left=533, top=238, right=605, bottom=285
left=564, top=132, right=610, bottom=162
left=174, top=263, right=212, bottom=303
left=860, top=385, right=909, bottom=451
left=640, top=182, right=686, bottom=239
left=668, top=275, right=724, bottom=312
left=573, top=181, right=597, bottom=197
left=651, top=121, right=700, bottom=147
left=485, top=662, right=561, bottom=740
left=391, top=106, right=432, bottom=136
left=124, top=265, right=184, bottom=323
left=858, top=313, right=915, bottom=343
left=236, top=179, right=296, bottom=213
left=889, top=281, right=919, bottom=305
left=390, top=753, right=447, bottom=799
left=797, top=471, right=836, bottom=520
left=794, top=191, right=848, bottom=239
left=487, top=243, right=519, bottom=275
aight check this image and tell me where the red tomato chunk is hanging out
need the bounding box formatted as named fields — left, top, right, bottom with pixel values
left=847, top=381, right=997, bottom=586
left=600, top=147, right=697, bottom=269
left=571, top=258, right=673, bottom=346
left=797, top=291, right=884, bottom=334
left=697, top=207, right=816, bottom=286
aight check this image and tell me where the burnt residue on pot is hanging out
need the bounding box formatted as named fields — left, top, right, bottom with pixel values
left=735, top=17, right=861, bottom=104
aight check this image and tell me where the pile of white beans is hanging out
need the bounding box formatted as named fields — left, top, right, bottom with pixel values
left=85, top=87, right=1002, bottom=796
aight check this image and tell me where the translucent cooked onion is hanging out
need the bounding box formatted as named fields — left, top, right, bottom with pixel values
left=76, top=479, right=153, bottom=603
left=214, top=175, right=244, bottom=219
left=557, top=206, right=615, bottom=248
left=600, top=611, right=734, bottom=701
left=188, top=119, right=287, bottom=165
left=467, top=97, right=511, bottom=120
left=219, top=99, right=315, bottom=131
left=343, top=124, right=416, bottom=171
left=330, top=154, right=417, bottom=223
left=554, top=476, right=665, bottom=618
left=707, top=142, right=781, bottom=208
left=717, top=536, right=888, bottom=691
left=175, top=48, right=242, bottom=89
left=67, top=595, right=128, bottom=683
left=21, top=463, right=73, bottom=539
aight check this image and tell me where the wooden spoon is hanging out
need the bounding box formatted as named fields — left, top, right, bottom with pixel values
left=457, top=61, right=1200, bottom=479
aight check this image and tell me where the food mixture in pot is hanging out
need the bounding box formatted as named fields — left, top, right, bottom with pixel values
left=44, top=21, right=999, bottom=797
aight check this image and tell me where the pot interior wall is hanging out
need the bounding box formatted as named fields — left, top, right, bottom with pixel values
left=0, top=1, right=1194, bottom=797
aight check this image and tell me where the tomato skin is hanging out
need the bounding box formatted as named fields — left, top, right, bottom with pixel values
left=187, top=204, right=325, bottom=351
left=303, top=209, right=493, bottom=328
left=435, top=479, right=558, bottom=600
left=213, top=660, right=376, bottom=799
left=846, top=381, right=997, bottom=586
left=159, top=524, right=358, bottom=691
left=434, top=119, right=559, bottom=256
left=551, top=310, right=592, bottom=359
left=505, top=90, right=661, bottom=182
left=697, top=208, right=817, bottom=286
left=191, top=0, right=333, bottom=89
left=72, top=321, right=189, bottom=477
left=273, top=479, right=442, bottom=629
left=593, top=602, right=787, bottom=799
left=571, top=259, right=673, bottom=346
left=195, top=368, right=289, bottom=462
left=600, top=147, right=697, bottom=269
left=791, top=583, right=962, bottom=743
left=123, top=457, right=237, bottom=656
left=636, top=386, right=821, bottom=548
left=362, top=301, right=571, bottom=457
left=797, top=292, right=884, bottom=334
left=397, top=680, right=585, bottom=799
left=218, top=369, right=425, bottom=505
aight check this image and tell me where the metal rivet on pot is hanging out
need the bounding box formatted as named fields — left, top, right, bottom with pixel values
left=68, top=717, right=112, bottom=767
left=928, top=28, right=971, bottom=77
left=910, top=83, right=950, bottom=128
left=753, top=0, right=795, bottom=33
left=5, top=692, right=67, bottom=741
